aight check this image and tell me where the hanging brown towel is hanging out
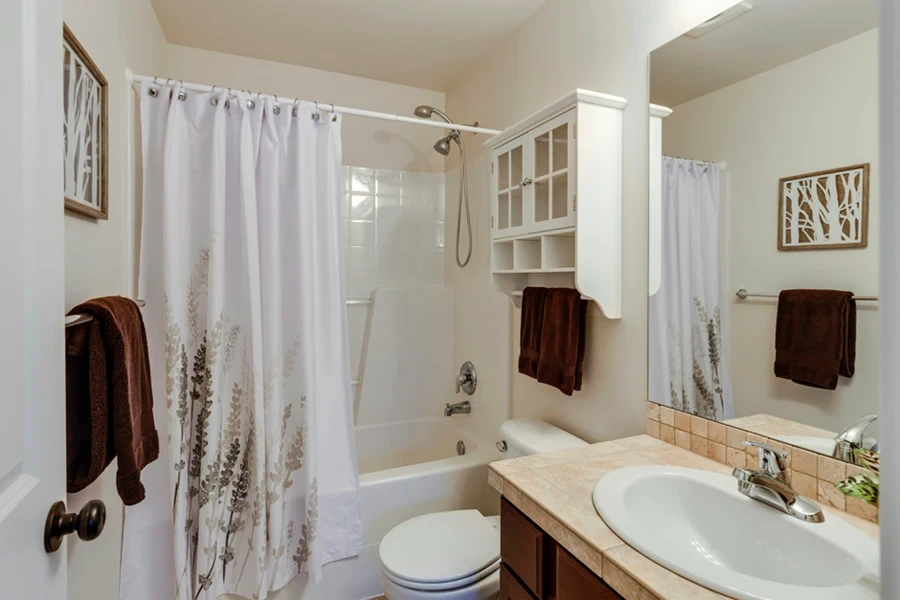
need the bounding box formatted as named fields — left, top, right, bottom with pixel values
left=535, top=288, right=589, bottom=396
left=773, top=289, right=856, bottom=390
left=518, top=287, right=548, bottom=378
left=66, top=297, right=158, bottom=505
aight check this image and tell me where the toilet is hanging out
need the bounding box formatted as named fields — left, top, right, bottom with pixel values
left=378, top=419, right=587, bottom=600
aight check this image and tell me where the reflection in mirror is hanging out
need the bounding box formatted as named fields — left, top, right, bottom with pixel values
left=648, top=1, right=879, bottom=465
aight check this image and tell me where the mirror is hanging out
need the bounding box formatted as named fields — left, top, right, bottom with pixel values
left=648, top=1, right=880, bottom=465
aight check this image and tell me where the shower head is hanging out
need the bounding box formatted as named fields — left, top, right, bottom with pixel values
left=433, top=135, right=453, bottom=156
left=414, top=105, right=453, bottom=125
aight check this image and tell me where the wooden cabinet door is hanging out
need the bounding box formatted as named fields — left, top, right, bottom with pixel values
left=555, top=546, right=623, bottom=600
left=499, top=564, right=538, bottom=600
left=500, top=498, right=546, bottom=597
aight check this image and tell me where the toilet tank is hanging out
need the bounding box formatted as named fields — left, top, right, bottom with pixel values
left=500, top=419, right=588, bottom=458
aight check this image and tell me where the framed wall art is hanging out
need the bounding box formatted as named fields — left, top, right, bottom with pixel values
left=63, top=24, right=108, bottom=219
left=778, top=163, right=869, bottom=251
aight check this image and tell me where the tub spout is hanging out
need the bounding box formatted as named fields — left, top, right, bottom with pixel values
left=444, top=401, right=471, bottom=417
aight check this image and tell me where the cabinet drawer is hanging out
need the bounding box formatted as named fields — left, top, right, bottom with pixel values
left=499, top=564, right=538, bottom=600
left=500, top=498, right=545, bottom=597
left=555, top=545, right=623, bottom=600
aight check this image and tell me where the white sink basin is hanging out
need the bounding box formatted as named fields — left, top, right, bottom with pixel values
left=593, top=466, right=879, bottom=600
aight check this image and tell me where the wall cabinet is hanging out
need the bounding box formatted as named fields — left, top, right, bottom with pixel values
left=485, top=89, right=627, bottom=318
left=500, top=498, right=623, bottom=600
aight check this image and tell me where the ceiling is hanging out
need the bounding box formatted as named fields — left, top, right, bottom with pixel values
left=650, top=0, right=879, bottom=108
left=150, top=0, right=547, bottom=92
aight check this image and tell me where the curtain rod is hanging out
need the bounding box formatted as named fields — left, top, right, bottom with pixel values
left=126, top=70, right=502, bottom=136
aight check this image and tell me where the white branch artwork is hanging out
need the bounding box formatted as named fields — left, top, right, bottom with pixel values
left=778, top=164, right=869, bottom=250
left=63, top=26, right=107, bottom=218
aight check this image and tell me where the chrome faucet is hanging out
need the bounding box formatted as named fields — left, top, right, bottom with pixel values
left=833, top=414, right=878, bottom=463
left=444, top=400, right=471, bottom=417
left=732, top=441, right=825, bottom=523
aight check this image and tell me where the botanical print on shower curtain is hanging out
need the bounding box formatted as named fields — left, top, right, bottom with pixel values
left=649, top=157, right=734, bottom=421
left=124, top=83, right=363, bottom=600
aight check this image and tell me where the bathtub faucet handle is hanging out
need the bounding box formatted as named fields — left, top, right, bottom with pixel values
left=456, top=361, right=477, bottom=395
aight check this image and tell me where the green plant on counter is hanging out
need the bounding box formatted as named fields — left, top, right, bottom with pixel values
left=835, top=449, right=879, bottom=507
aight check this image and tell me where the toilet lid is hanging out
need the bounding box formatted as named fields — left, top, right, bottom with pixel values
left=380, top=510, right=500, bottom=585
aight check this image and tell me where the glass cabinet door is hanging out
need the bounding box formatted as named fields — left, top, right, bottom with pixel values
left=493, top=138, right=530, bottom=238
left=529, top=111, right=575, bottom=232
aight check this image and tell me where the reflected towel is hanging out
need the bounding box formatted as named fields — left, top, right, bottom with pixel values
left=774, top=289, right=856, bottom=390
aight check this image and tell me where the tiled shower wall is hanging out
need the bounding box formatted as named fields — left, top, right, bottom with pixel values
left=341, top=165, right=446, bottom=378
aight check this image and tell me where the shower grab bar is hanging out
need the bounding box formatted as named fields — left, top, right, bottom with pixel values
left=735, top=288, right=878, bottom=302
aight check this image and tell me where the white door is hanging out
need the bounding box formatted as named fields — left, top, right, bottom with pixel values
left=492, top=136, right=531, bottom=239
left=0, top=0, right=68, bottom=598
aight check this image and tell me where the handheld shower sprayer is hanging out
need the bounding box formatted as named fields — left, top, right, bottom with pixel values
left=413, top=105, right=472, bottom=268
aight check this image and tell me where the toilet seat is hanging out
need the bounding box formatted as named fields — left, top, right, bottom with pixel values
left=379, top=510, right=500, bottom=593
left=383, top=558, right=500, bottom=591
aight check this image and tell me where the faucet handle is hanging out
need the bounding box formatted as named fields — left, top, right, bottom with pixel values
left=743, top=441, right=788, bottom=479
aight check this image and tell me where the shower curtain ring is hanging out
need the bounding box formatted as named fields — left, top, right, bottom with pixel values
left=292, top=98, right=299, bottom=117
left=165, top=78, right=171, bottom=86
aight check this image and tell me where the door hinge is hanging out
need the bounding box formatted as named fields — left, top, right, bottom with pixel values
left=573, top=123, right=577, bottom=139
left=491, top=215, right=494, bottom=228
left=491, top=161, right=494, bottom=174
left=573, top=194, right=577, bottom=211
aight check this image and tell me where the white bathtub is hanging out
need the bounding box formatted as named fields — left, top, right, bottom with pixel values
left=280, top=418, right=503, bottom=600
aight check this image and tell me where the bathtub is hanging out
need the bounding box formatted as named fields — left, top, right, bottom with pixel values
left=283, top=418, right=503, bottom=600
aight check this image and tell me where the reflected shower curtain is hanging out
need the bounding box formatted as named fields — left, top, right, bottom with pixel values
left=122, top=82, right=363, bottom=600
left=649, top=157, right=734, bottom=421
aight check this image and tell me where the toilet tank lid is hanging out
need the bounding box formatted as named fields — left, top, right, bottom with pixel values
left=500, top=419, right=588, bottom=455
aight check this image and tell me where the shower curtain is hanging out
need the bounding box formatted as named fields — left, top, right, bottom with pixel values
left=121, top=82, right=363, bottom=600
left=649, top=157, right=734, bottom=421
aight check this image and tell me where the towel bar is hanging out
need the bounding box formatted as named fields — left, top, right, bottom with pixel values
left=66, top=299, right=147, bottom=328
left=735, top=288, right=878, bottom=302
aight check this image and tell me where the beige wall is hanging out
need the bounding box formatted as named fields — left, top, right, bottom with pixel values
left=63, top=2, right=167, bottom=600
left=662, top=29, right=880, bottom=435
left=166, top=45, right=446, bottom=173
left=444, top=0, right=738, bottom=444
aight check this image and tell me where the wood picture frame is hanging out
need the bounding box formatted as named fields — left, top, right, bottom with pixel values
left=63, top=23, right=108, bottom=220
left=777, top=163, right=869, bottom=251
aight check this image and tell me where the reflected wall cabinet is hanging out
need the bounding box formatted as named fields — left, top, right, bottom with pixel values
left=485, top=89, right=627, bottom=319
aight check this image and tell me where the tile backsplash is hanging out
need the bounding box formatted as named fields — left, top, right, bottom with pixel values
left=646, top=401, right=879, bottom=523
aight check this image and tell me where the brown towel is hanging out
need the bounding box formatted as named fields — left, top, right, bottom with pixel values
left=774, top=289, right=856, bottom=390
left=533, top=288, right=589, bottom=396
left=66, top=297, right=158, bottom=505
left=518, top=287, right=548, bottom=378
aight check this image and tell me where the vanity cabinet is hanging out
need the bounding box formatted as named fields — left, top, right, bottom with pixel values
left=485, top=89, right=627, bottom=318
left=500, top=498, right=623, bottom=600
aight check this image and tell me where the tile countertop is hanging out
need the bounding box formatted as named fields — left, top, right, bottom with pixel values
left=488, top=434, right=879, bottom=600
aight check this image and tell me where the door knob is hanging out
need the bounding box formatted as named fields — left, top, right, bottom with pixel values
left=44, top=499, right=106, bottom=553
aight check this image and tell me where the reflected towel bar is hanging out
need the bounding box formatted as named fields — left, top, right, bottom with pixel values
left=735, top=288, right=878, bottom=302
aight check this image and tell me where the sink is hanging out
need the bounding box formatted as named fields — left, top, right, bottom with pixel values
left=592, top=466, right=879, bottom=600
left=772, top=435, right=878, bottom=456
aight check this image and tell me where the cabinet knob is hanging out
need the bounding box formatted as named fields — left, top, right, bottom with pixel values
left=44, top=499, right=106, bottom=553
left=521, top=177, right=533, bottom=187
